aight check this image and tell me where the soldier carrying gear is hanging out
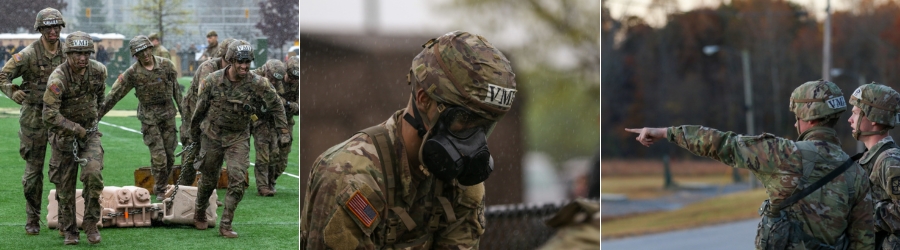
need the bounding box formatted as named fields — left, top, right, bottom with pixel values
left=178, top=38, right=236, bottom=188
left=98, top=35, right=183, bottom=200
left=267, top=56, right=298, bottom=197
left=250, top=59, right=288, bottom=196
left=190, top=40, right=289, bottom=238
left=301, top=31, right=516, bottom=249
left=43, top=30, right=108, bottom=245
left=847, top=83, right=900, bottom=249
left=0, top=6, right=67, bottom=237
left=625, top=79, right=874, bottom=250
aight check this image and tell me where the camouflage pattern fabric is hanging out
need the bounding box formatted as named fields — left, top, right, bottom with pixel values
left=152, top=45, right=171, bottom=60
left=179, top=57, right=224, bottom=184
left=201, top=43, right=218, bottom=62
left=301, top=110, right=486, bottom=249
left=0, top=38, right=66, bottom=230
left=667, top=125, right=875, bottom=249
left=849, top=83, right=900, bottom=128
left=862, top=137, right=900, bottom=249
left=100, top=56, right=182, bottom=195
left=537, top=200, right=600, bottom=250
left=250, top=65, right=285, bottom=192
left=273, top=58, right=299, bottom=189
left=190, top=66, right=287, bottom=230
left=789, top=80, right=846, bottom=122
left=42, top=59, right=107, bottom=236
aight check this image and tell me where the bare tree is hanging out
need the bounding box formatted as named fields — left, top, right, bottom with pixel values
left=131, top=0, right=191, bottom=43
left=256, top=0, right=298, bottom=59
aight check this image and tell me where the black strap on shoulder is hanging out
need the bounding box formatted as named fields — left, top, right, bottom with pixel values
left=776, top=152, right=864, bottom=212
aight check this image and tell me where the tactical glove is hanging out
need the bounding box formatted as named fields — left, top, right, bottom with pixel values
left=11, top=90, right=25, bottom=104
left=74, top=125, right=87, bottom=141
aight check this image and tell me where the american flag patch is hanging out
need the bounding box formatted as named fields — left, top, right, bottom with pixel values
left=346, top=191, right=378, bottom=227
left=13, top=54, right=22, bottom=62
left=49, top=84, right=60, bottom=95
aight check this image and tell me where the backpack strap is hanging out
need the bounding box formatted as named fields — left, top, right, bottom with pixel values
left=358, top=125, right=416, bottom=245
left=776, top=146, right=863, bottom=213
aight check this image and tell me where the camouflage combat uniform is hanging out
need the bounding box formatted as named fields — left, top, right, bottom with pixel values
left=43, top=59, right=107, bottom=238
left=301, top=110, right=486, bottom=249
left=249, top=60, right=289, bottom=195
left=190, top=65, right=287, bottom=234
left=179, top=38, right=233, bottom=186
left=537, top=200, right=600, bottom=250
left=201, top=43, right=218, bottom=62
left=152, top=45, right=170, bottom=60
left=99, top=55, right=182, bottom=195
left=274, top=58, right=299, bottom=193
left=666, top=125, right=874, bottom=249
left=0, top=35, right=65, bottom=232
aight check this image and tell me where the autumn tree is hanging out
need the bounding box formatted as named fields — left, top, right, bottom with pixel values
left=131, top=0, right=191, bottom=43
left=0, top=0, right=67, bottom=33
left=256, top=0, right=299, bottom=58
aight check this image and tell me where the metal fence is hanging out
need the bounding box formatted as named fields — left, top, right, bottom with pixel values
left=480, top=199, right=600, bottom=249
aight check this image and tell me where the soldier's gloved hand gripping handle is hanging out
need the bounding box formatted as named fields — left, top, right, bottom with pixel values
left=625, top=128, right=668, bottom=147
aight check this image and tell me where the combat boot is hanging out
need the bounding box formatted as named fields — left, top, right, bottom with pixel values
left=83, top=222, right=101, bottom=244
left=257, top=186, right=274, bottom=197
left=194, top=210, right=208, bottom=230
left=25, top=216, right=39, bottom=235
left=63, top=232, right=79, bottom=245
left=219, top=208, right=237, bottom=238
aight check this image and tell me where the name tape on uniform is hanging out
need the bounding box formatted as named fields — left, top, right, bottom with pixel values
left=72, top=40, right=89, bottom=47
left=484, top=83, right=516, bottom=108
left=826, top=96, right=846, bottom=109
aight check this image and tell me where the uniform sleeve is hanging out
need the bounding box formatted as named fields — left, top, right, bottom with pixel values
left=260, top=78, right=288, bottom=131
left=96, top=66, right=107, bottom=114
left=189, top=74, right=212, bottom=139
left=434, top=183, right=485, bottom=249
left=42, top=69, right=81, bottom=136
left=849, top=174, right=876, bottom=249
left=873, top=155, right=900, bottom=234
left=99, top=70, right=133, bottom=119
left=667, top=125, right=798, bottom=175
left=0, top=51, right=27, bottom=99
left=166, top=60, right=183, bottom=117
left=301, top=135, right=384, bottom=249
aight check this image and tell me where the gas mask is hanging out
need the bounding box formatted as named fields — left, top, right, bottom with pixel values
left=404, top=102, right=494, bottom=186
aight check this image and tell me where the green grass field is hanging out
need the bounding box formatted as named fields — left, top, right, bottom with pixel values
left=0, top=77, right=300, bottom=248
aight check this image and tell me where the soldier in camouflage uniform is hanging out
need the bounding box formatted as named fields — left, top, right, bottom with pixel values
left=199, top=30, right=218, bottom=62
left=147, top=33, right=171, bottom=60
left=847, top=83, right=900, bottom=249
left=43, top=31, right=107, bottom=245
left=273, top=56, right=299, bottom=194
left=98, top=36, right=183, bottom=198
left=301, top=31, right=517, bottom=249
left=0, top=8, right=67, bottom=236
left=190, top=40, right=290, bottom=238
left=250, top=59, right=287, bottom=196
left=626, top=80, right=875, bottom=249
left=178, top=38, right=234, bottom=186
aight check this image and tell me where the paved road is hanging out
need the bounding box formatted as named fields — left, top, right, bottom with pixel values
left=602, top=219, right=758, bottom=250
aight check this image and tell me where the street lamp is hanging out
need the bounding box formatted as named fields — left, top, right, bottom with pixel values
left=703, top=45, right=755, bottom=187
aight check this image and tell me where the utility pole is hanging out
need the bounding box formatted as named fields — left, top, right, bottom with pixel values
left=742, top=50, right=757, bottom=189
left=823, top=0, right=832, bottom=81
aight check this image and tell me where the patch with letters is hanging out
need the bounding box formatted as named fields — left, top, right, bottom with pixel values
left=345, top=191, right=378, bottom=228
left=483, top=83, right=516, bottom=108
left=825, top=96, right=846, bottom=109
left=49, top=84, right=60, bottom=95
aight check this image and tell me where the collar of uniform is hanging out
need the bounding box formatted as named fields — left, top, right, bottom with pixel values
left=860, top=136, right=895, bottom=165
left=38, top=39, right=62, bottom=59
left=136, top=56, right=160, bottom=73
left=798, top=126, right=840, bottom=145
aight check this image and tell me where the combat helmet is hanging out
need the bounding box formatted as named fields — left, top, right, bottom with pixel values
left=129, top=35, right=153, bottom=56
left=262, top=59, right=286, bottom=80
left=789, top=80, right=846, bottom=122
left=64, top=31, right=94, bottom=53
left=148, top=33, right=161, bottom=42
left=286, top=55, right=299, bottom=79
left=34, top=8, right=65, bottom=31
left=225, top=40, right=253, bottom=62
left=849, top=83, right=900, bottom=138
left=409, top=31, right=517, bottom=128
left=215, top=38, right=235, bottom=59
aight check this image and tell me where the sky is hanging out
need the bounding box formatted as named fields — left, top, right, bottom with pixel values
left=299, top=0, right=455, bottom=35
left=604, top=0, right=860, bottom=27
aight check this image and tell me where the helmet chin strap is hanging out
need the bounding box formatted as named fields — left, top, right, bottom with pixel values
left=404, top=99, right=428, bottom=138
left=853, top=113, right=890, bottom=140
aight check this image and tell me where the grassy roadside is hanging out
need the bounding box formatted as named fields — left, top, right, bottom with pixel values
left=601, top=188, right=766, bottom=239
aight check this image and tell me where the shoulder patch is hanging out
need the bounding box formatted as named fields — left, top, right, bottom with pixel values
left=891, top=176, right=900, bottom=195
left=49, top=84, right=61, bottom=95
left=345, top=191, right=378, bottom=228
left=13, top=54, right=22, bottom=62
